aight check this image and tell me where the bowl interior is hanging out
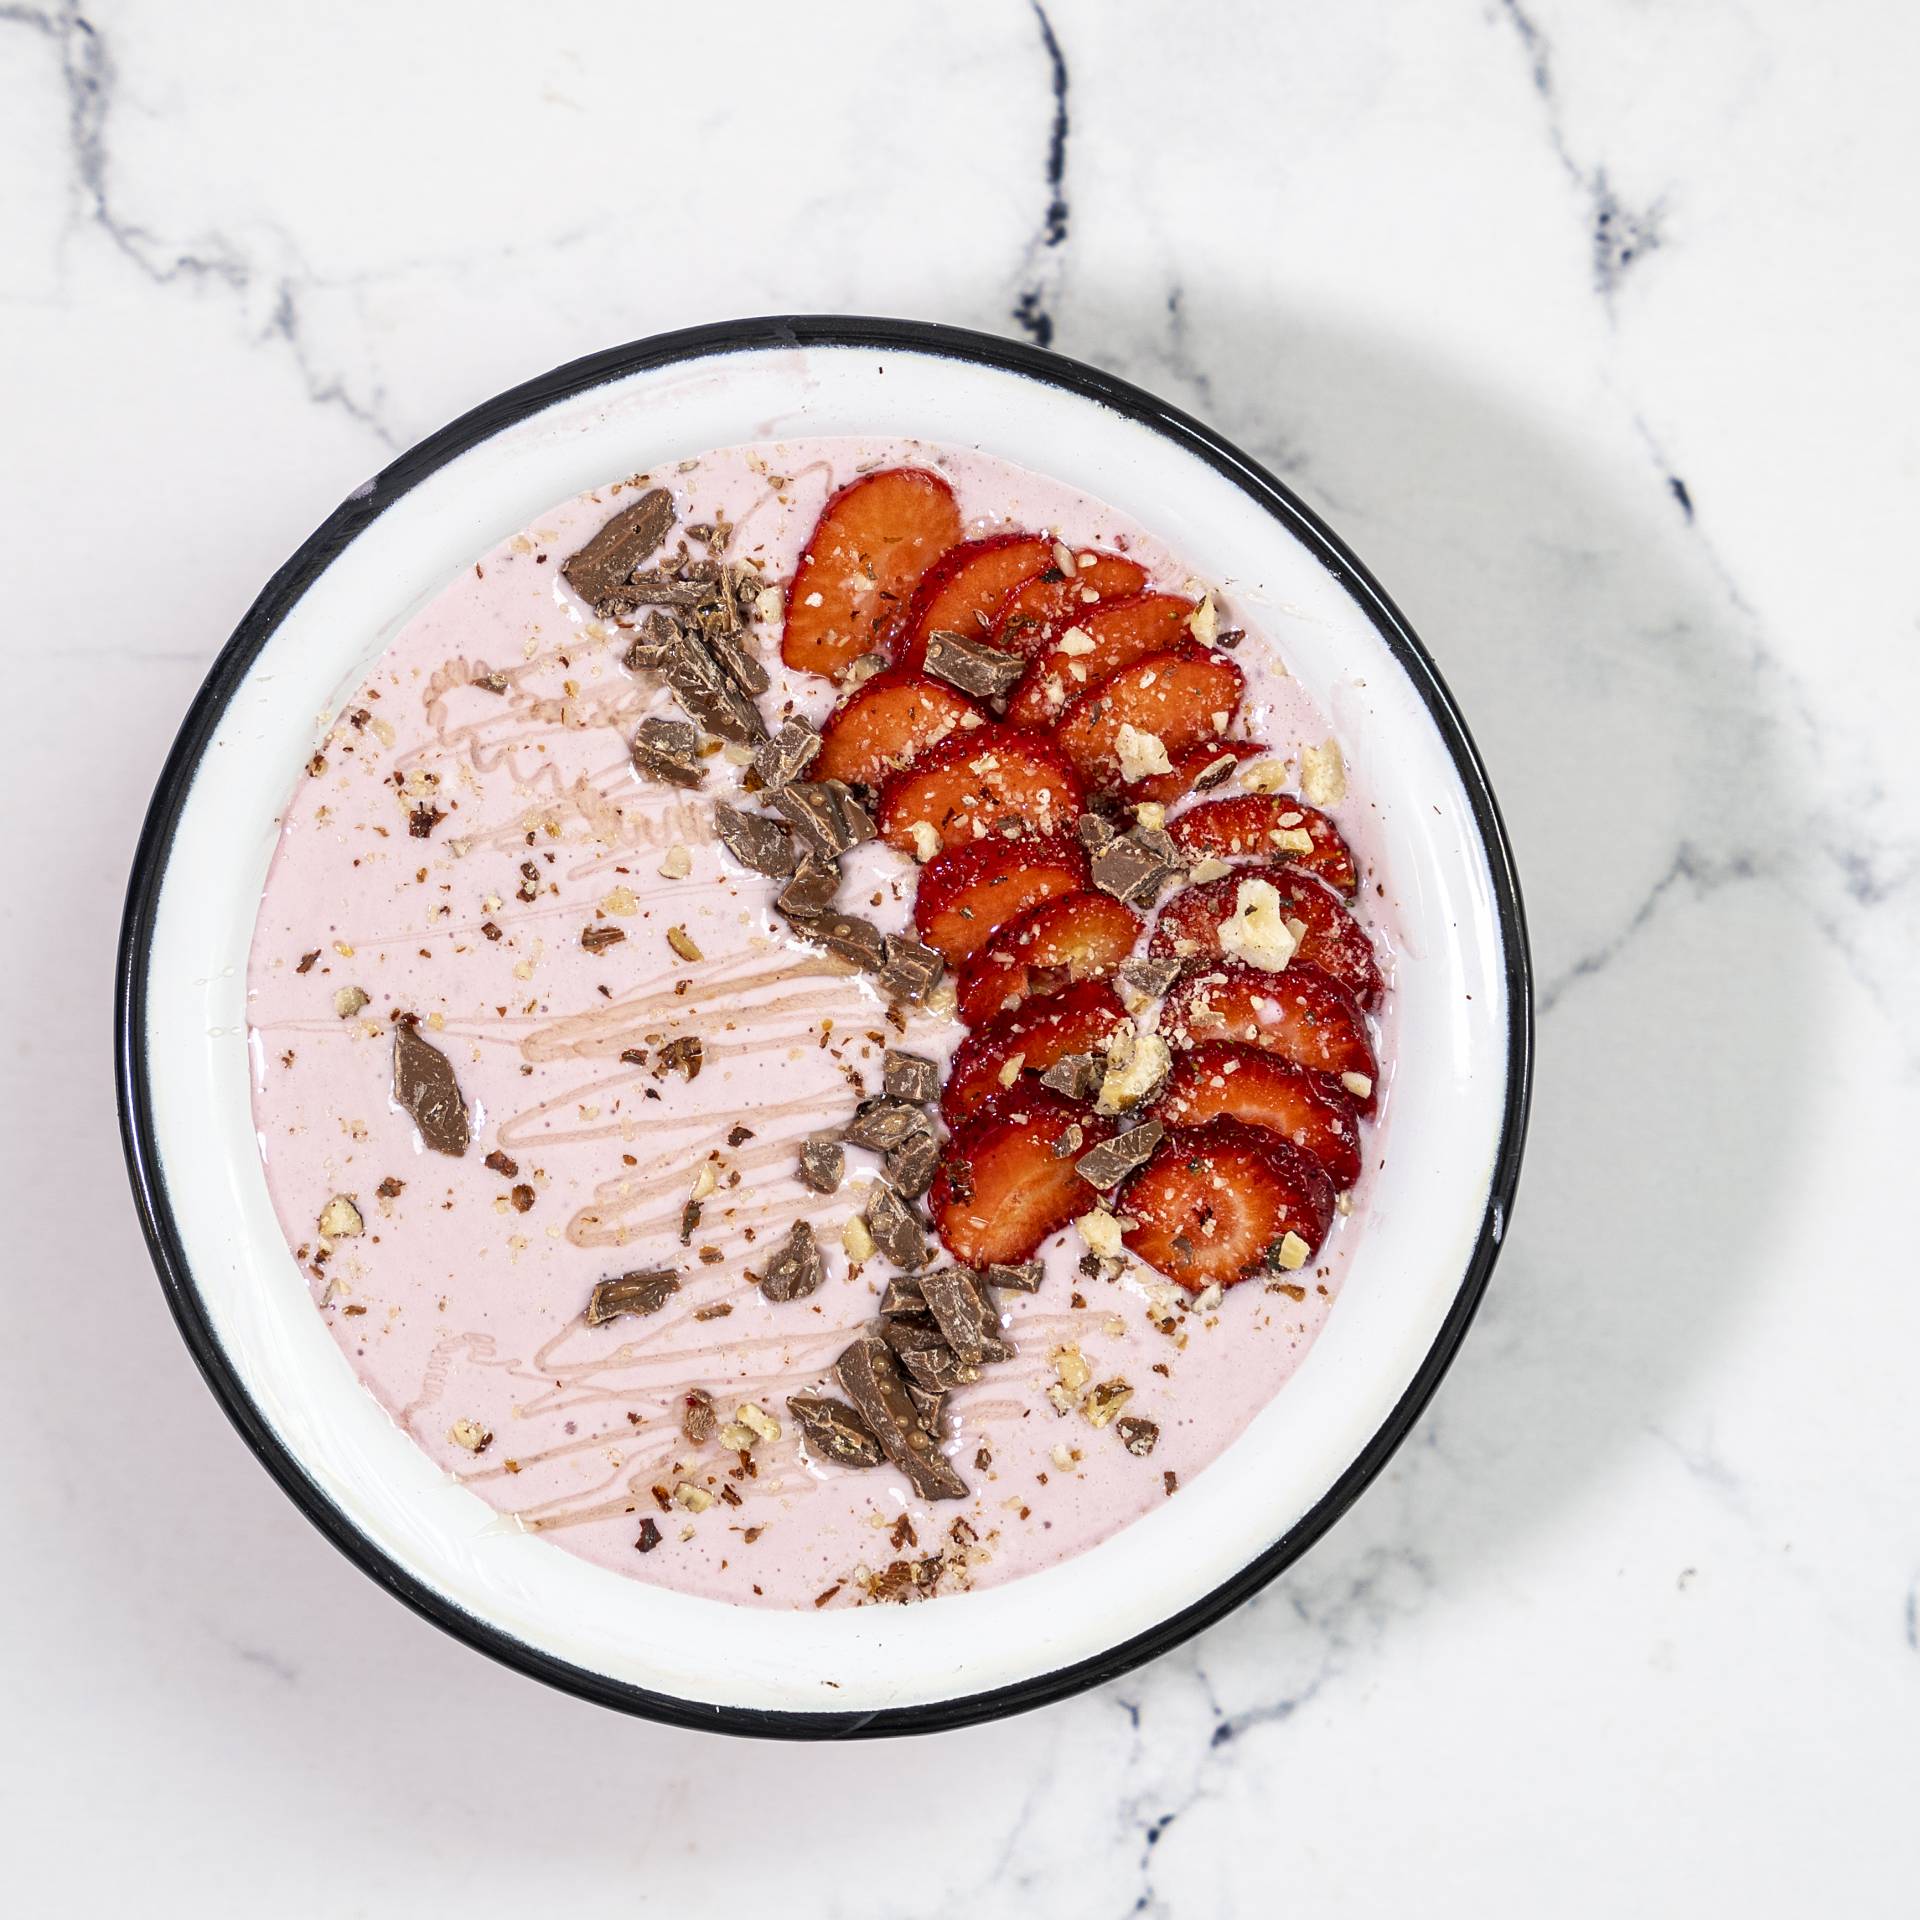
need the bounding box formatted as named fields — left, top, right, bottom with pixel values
left=125, top=325, right=1524, bottom=1729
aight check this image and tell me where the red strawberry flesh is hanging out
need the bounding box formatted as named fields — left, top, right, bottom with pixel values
left=1164, top=794, right=1358, bottom=894
left=1006, top=592, right=1198, bottom=726
left=1148, top=863, right=1382, bottom=1007
left=876, top=723, right=1083, bottom=855
left=940, top=979, right=1132, bottom=1126
left=813, top=668, right=982, bottom=788
left=913, top=833, right=1090, bottom=964
left=891, top=532, right=1055, bottom=671
left=1158, top=960, right=1377, bottom=1109
left=1054, top=644, right=1245, bottom=792
left=930, top=1086, right=1114, bottom=1267
left=956, top=889, right=1142, bottom=1026
left=1153, top=1041, right=1364, bottom=1190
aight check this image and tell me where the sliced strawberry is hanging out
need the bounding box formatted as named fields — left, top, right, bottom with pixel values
left=781, top=467, right=963, bottom=677
left=813, top=668, right=983, bottom=788
left=930, top=1086, right=1114, bottom=1266
left=992, top=550, right=1150, bottom=656
left=1053, top=644, right=1245, bottom=793
left=1159, top=961, right=1377, bottom=1109
left=1119, top=1118, right=1336, bottom=1291
left=941, top=980, right=1132, bottom=1126
left=1164, top=794, right=1357, bottom=894
left=1120, top=740, right=1265, bottom=808
left=913, top=832, right=1089, bottom=964
left=1005, top=593, right=1198, bottom=726
left=956, top=890, right=1142, bottom=1025
left=1147, top=864, right=1382, bottom=1007
left=876, top=724, right=1083, bottom=855
left=1153, top=1042, right=1363, bottom=1190
left=890, top=532, right=1055, bottom=671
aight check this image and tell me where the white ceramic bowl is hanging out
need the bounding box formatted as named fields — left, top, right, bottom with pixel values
left=117, top=318, right=1531, bottom=1736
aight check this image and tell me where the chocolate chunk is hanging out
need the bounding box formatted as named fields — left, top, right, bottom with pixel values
left=580, top=923, right=626, bottom=954
left=656, top=1036, right=703, bottom=1081
left=834, top=1332, right=968, bottom=1501
left=408, top=804, right=444, bottom=838
left=680, top=1199, right=701, bottom=1243
left=712, top=802, right=796, bottom=878
left=775, top=859, right=839, bottom=923
left=1052, top=1122, right=1085, bottom=1160
left=983, top=1260, right=1044, bottom=1293
left=808, top=914, right=888, bottom=973
left=769, top=780, right=875, bottom=862
left=883, top=1129, right=941, bottom=1200
left=922, top=631, right=1027, bottom=699
left=759, top=1218, right=824, bottom=1303
left=864, top=1181, right=929, bottom=1271
left=727, top=1125, right=754, bottom=1146
left=893, top=1338, right=978, bottom=1394
left=635, top=1517, right=663, bottom=1553
left=703, top=627, right=769, bottom=697
left=585, top=1269, right=681, bottom=1325
left=882, top=1049, right=941, bottom=1105
left=1091, top=829, right=1180, bottom=907
left=905, top=1383, right=947, bottom=1436
left=681, top=1387, right=716, bottom=1446
left=662, top=630, right=768, bottom=746
left=623, top=610, right=682, bottom=673
left=796, top=1136, right=844, bottom=1193
left=786, top=1393, right=884, bottom=1469
left=484, top=1150, right=518, bottom=1177
left=878, top=934, right=945, bottom=1005
left=1116, top=1416, right=1161, bottom=1457
left=1076, top=1121, right=1164, bottom=1190
left=921, top=1268, right=1011, bottom=1369
left=562, top=489, right=675, bottom=612
left=392, top=1022, right=471, bottom=1156
left=878, top=1276, right=932, bottom=1320
left=753, top=716, right=821, bottom=792
left=630, top=715, right=704, bottom=788
left=1038, top=1051, right=1105, bottom=1100
left=842, top=1098, right=934, bottom=1152
left=1077, top=814, right=1119, bottom=854
left=616, top=571, right=712, bottom=609
left=1118, top=954, right=1184, bottom=999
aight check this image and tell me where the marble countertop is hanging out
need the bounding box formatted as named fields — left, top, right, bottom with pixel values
left=4, top=0, right=1915, bottom=1911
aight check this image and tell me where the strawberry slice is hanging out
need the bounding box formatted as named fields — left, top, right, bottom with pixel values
left=1153, top=1042, right=1363, bottom=1190
left=876, top=723, right=1083, bottom=855
left=890, top=532, right=1056, bottom=671
left=1120, top=740, right=1265, bottom=808
left=813, top=668, right=983, bottom=788
left=941, top=979, right=1132, bottom=1126
left=1147, top=863, right=1382, bottom=1007
left=930, top=1086, right=1115, bottom=1266
left=1005, top=593, right=1198, bottom=726
left=1053, top=644, right=1245, bottom=792
left=913, top=832, right=1089, bottom=963
left=1120, top=1118, right=1336, bottom=1291
left=1159, top=961, right=1377, bottom=1109
left=956, top=890, right=1142, bottom=1025
left=781, top=467, right=963, bottom=677
left=1164, top=794, right=1357, bottom=894
left=992, top=550, right=1150, bottom=655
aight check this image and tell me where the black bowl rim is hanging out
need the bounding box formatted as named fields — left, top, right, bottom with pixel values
left=115, top=314, right=1534, bottom=1740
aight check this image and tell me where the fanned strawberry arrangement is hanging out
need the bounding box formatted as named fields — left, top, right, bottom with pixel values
left=780, top=466, right=1386, bottom=1297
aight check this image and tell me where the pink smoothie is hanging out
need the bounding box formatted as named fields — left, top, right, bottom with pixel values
left=245, top=437, right=1398, bottom=1609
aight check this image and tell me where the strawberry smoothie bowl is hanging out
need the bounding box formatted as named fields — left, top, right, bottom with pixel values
left=118, top=319, right=1531, bottom=1735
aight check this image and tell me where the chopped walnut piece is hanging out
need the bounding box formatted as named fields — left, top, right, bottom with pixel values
left=448, top=1418, right=492, bottom=1453
left=665, top=925, right=703, bottom=962
left=332, top=986, right=369, bottom=1019
left=1116, top=1416, right=1160, bottom=1457
left=1083, top=1379, right=1134, bottom=1428
left=317, top=1194, right=363, bottom=1239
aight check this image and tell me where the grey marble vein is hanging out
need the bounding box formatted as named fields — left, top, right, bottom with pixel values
left=1011, top=0, right=1070, bottom=348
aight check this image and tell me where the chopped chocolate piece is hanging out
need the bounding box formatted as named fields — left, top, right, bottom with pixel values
left=864, top=1181, right=929, bottom=1271
left=473, top=670, right=510, bottom=695
left=906, top=1383, right=947, bottom=1436
left=510, top=1182, right=535, bottom=1213
left=580, top=923, right=627, bottom=954
left=752, top=716, right=821, bottom=791
left=922, top=630, right=1027, bottom=699
left=1077, top=814, right=1119, bottom=853
left=759, top=1218, right=825, bottom=1303
left=562, top=488, right=675, bottom=612
left=775, top=858, right=839, bottom=923
left=1076, top=1121, right=1165, bottom=1190
left=516, top=860, right=542, bottom=902
left=680, top=1199, right=702, bottom=1243
left=797, top=1136, right=845, bottom=1193
left=375, top=1176, right=405, bottom=1199
left=617, top=571, right=712, bottom=609
left=662, top=629, right=768, bottom=746
left=623, top=610, right=682, bottom=673
left=657, top=1036, right=703, bottom=1081
left=878, top=1276, right=932, bottom=1320
left=983, top=1260, right=1044, bottom=1294
left=296, top=950, right=320, bottom=974
left=1091, top=829, right=1180, bottom=907
left=702, top=627, right=770, bottom=697
left=921, top=1267, right=1011, bottom=1369
left=842, top=1098, right=934, bottom=1152
left=1118, top=954, right=1184, bottom=999
left=408, top=803, right=444, bottom=839
left=808, top=913, right=888, bottom=973
left=635, top=1517, right=663, bottom=1553
left=693, top=1301, right=732, bottom=1321
left=882, top=1049, right=941, bottom=1106
left=712, top=802, right=796, bottom=878
left=834, top=1332, right=969, bottom=1501
left=585, top=1269, right=681, bottom=1325
left=883, top=1129, right=942, bottom=1199
left=1117, top=1416, right=1160, bottom=1457
left=1052, top=1122, right=1085, bottom=1160
left=392, top=1022, right=471, bottom=1157
left=483, top=1149, right=518, bottom=1178
left=1038, top=1051, right=1105, bottom=1100
left=769, top=780, right=875, bottom=862
left=893, top=1340, right=977, bottom=1394
left=878, top=934, right=945, bottom=1004
left=630, top=714, right=704, bottom=788
left=786, top=1393, right=884, bottom=1469
left=726, top=1125, right=754, bottom=1147
left=681, top=1388, right=716, bottom=1446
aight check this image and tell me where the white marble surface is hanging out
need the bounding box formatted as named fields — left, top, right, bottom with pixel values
left=4, top=0, right=1916, bottom=1910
